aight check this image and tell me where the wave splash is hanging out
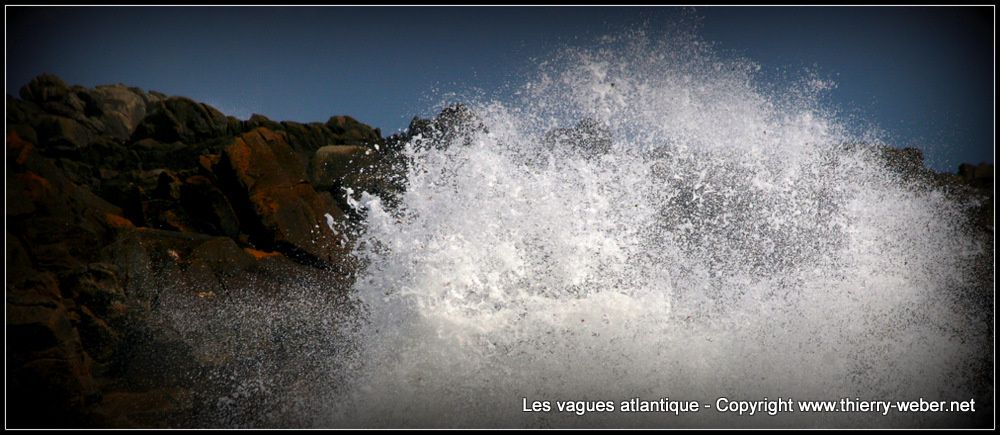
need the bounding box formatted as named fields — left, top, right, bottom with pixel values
left=330, top=29, right=990, bottom=428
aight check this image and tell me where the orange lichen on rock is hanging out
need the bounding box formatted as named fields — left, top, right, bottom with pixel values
left=105, top=213, right=135, bottom=229
left=256, top=126, right=280, bottom=143
left=16, top=171, right=53, bottom=200
left=8, top=131, right=34, bottom=165
left=198, top=153, right=220, bottom=172
left=216, top=127, right=347, bottom=262
left=249, top=190, right=282, bottom=215
left=243, top=247, right=280, bottom=260
left=226, top=136, right=253, bottom=177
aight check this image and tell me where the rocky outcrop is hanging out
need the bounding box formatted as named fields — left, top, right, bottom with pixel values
left=216, top=127, right=347, bottom=265
left=15, top=74, right=166, bottom=144
left=310, top=143, right=405, bottom=213
left=131, top=97, right=240, bottom=144
left=7, top=129, right=131, bottom=426
left=6, top=75, right=398, bottom=428
left=405, top=103, right=486, bottom=150
left=311, top=145, right=374, bottom=190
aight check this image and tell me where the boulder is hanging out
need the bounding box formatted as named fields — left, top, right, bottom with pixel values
left=325, top=115, right=381, bottom=145
left=218, top=127, right=347, bottom=264
left=35, top=114, right=93, bottom=149
left=310, top=144, right=404, bottom=214
left=66, top=263, right=127, bottom=320
left=180, top=175, right=241, bottom=237
left=87, top=84, right=164, bottom=139
left=277, top=120, right=337, bottom=155
left=19, top=74, right=74, bottom=106
left=7, top=94, right=46, bottom=128
left=245, top=113, right=282, bottom=131
left=6, top=131, right=124, bottom=273
left=18, top=75, right=133, bottom=142
left=130, top=138, right=207, bottom=170
left=405, top=103, right=486, bottom=149
left=274, top=116, right=383, bottom=157
left=7, top=232, right=36, bottom=286
left=7, top=273, right=101, bottom=428
left=77, top=305, right=122, bottom=368
left=131, top=97, right=234, bottom=144
left=7, top=273, right=70, bottom=351
left=310, top=145, right=374, bottom=190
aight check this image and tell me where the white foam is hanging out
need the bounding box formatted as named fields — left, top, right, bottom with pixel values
left=328, top=28, right=990, bottom=428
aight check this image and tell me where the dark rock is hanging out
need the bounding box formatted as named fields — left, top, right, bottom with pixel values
left=130, top=138, right=200, bottom=170
left=56, top=157, right=98, bottom=187
left=97, top=178, right=145, bottom=227
left=103, top=227, right=336, bottom=311
left=35, top=114, right=93, bottom=149
left=182, top=237, right=259, bottom=297
left=85, top=84, right=164, bottom=139
left=325, top=115, right=381, bottom=145
left=310, top=145, right=374, bottom=190
left=7, top=94, right=45, bottom=127
left=7, top=75, right=386, bottom=427
left=142, top=198, right=194, bottom=232
left=6, top=132, right=124, bottom=271
left=105, top=232, right=259, bottom=302
left=19, top=74, right=73, bottom=105
left=217, top=127, right=348, bottom=265
left=18, top=75, right=117, bottom=141
left=89, top=388, right=193, bottom=428
left=7, top=273, right=101, bottom=428
left=7, top=232, right=36, bottom=286
left=80, top=136, right=142, bottom=175
left=8, top=356, right=100, bottom=427
left=67, top=263, right=127, bottom=321
left=153, top=170, right=183, bottom=201
left=310, top=144, right=405, bottom=214
left=275, top=116, right=383, bottom=158
left=180, top=175, right=241, bottom=237
left=7, top=300, right=78, bottom=355
left=406, top=103, right=487, bottom=150
left=8, top=122, right=39, bottom=145
left=77, top=304, right=122, bottom=367
left=7, top=273, right=67, bottom=340
left=958, top=162, right=993, bottom=190
left=100, top=228, right=257, bottom=318
left=246, top=113, right=282, bottom=131
left=6, top=125, right=142, bottom=427
left=132, top=97, right=234, bottom=144
left=277, top=120, right=336, bottom=156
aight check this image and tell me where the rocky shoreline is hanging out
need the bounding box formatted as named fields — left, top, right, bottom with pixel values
left=5, top=75, right=994, bottom=427
left=7, top=74, right=412, bottom=427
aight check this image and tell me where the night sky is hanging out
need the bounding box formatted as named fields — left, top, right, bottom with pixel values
left=5, top=6, right=993, bottom=172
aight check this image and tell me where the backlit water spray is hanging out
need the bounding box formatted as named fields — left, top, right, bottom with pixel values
left=319, top=29, right=991, bottom=428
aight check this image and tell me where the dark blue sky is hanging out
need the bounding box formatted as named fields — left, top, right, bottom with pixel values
left=6, top=6, right=993, bottom=171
